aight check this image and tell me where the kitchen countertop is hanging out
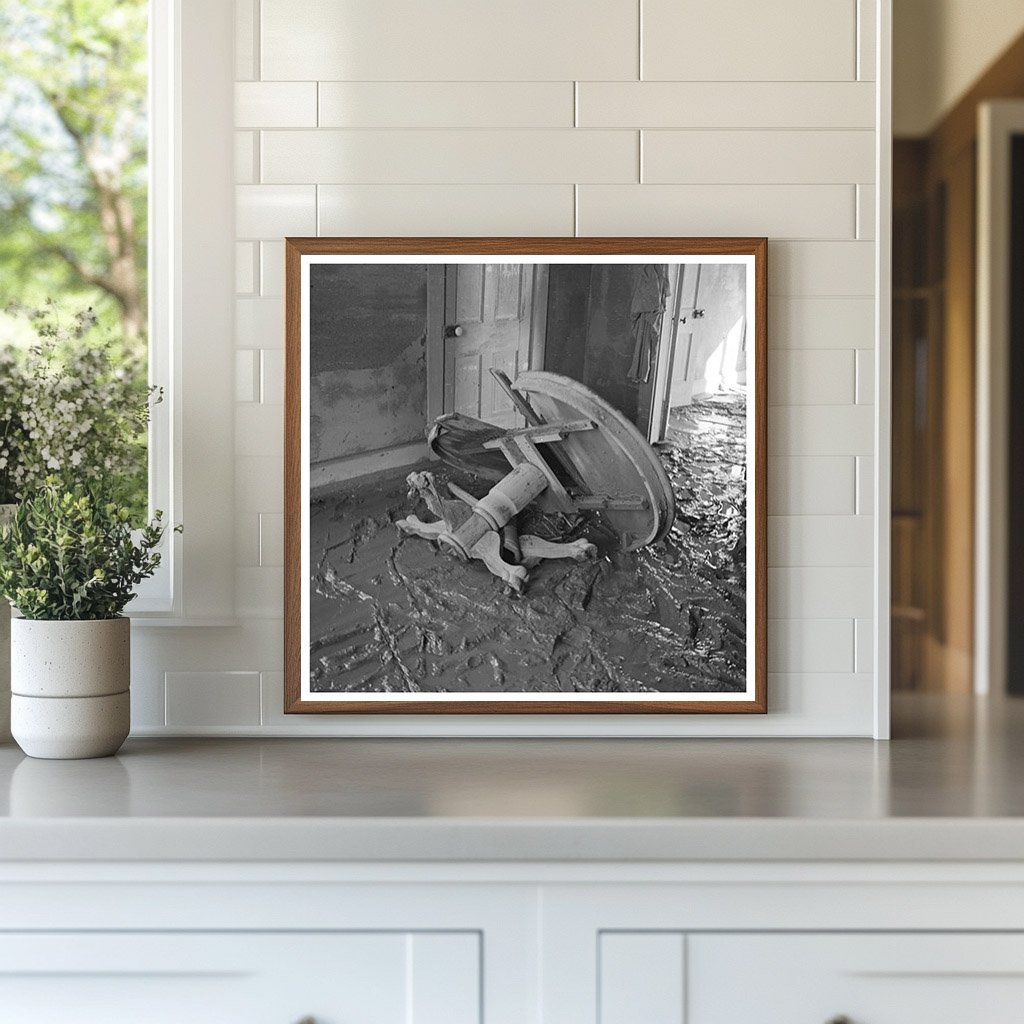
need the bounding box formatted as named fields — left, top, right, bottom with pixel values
left=1, top=693, right=1023, bottom=862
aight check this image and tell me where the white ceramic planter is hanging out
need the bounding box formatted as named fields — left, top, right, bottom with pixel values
left=0, top=502, right=15, bottom=744
left=10, top=617, right=131, bottom=759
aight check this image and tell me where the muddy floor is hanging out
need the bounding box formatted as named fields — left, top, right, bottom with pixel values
left=309, top=391, right=747, bottom=694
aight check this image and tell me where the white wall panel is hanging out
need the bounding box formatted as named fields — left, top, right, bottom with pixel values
left=160, top=0, right=888, bottom=737
left=579, top=82, right=874, bottom=129
left=768, top=619, right=856, bottom=673
left=235, top=185, right=316, bottom=237
left=643, top=130, right=874, bottom=185
left=770, top=568, right=874, bottom=619
left=235, top=241, right=255, bottom=294
left=642, top=0, right=858, bottom=81
left=859, top=0, right=878, bottom=81
left=769, top=516, right=873, bottom=567
left=165, top=672, right=262, bottom=728
left=234, top=131, right=256, bottom=184
left=769, top=242, right=875, bottom=297
left=856, top=456, right=875, bottom=515
left=235, top=403, right=284, bottom=458
left=235, top=298, right=284, bottom=350
left=769, top=350, right=856, bottom=406
left=770, top=297, right=875, bottom=349
left=856, top=349, right=875, bottom=403
left=769, top=406, right=874, bottom=456
left=235, top=82, right=317, bottom=127
left=261, top=0, right=640, bottom=82
left=259, top=240, right=285, bottom=297
left=768, top=457, right=856, bottom=515
left=578, top=184, right=856, bottom=238
left=319, top=82, right=574, bottom=128
left=855, top=618, right=873, bottom=673
left=318, top=184, right=575, bottom=236
left=261, top=129, right=639, bottom=184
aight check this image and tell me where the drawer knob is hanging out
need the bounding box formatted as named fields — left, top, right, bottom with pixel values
left=826, top=1017, right=854, bottom=1024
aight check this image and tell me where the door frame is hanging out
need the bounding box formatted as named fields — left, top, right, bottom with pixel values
left=975, top=100, right=1024, bottom=696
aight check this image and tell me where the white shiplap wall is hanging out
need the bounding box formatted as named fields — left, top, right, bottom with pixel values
left=134, top=0, right=885, bottom=737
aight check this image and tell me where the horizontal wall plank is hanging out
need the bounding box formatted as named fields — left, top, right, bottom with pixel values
left=234, top=131, right=256, bottom=184
left=768, top=515, right=873, bottom=567
left=318, top=184, right=575, bottom=235
left=643, top=130, right=874, bottom=185
left=235, top=402, right=284, bottom=458
left=768, top=457, right=856, bottom=515
left=235, top=566, right=284, bottom=618
left=642, top=0, right=857, bottom=81
left=769, top=405, right=874, bottom=455
left=261, top=130, right=638, bottom=184
left=857, top=183, right=876, bottom=238
left=260, top=241, right=285, bottom=298
left=259, top=513, right=285, bottom=567
left=579, top=82, right=874, bottom=129
left=768, top=241, right=874, bottom=296
left=769, top=350, right=856, bottom=406
left=577, top=184, right=855, bottom=238
left=856, top=455, right=875, bottom=515
left=763, top=672, right=874, bottom=731
left=855, top=348, right=875, bottom=403
left=768, top=619, right=856, bottom=673
left=235, top=455, right=284, bottom=512
left=235, top=298, right=285, bottom=350
left=260, top=349, right=285, bottom=404
left=770, top=297, right=875, bottom=349
left=261, top=0, right=639, bottom=81
left=235, top=350, right=258, bottom=403
left=319, top=82, right=574, bottom=128
left=855, top=618, right=873, bottom=673
left=235, top=241, right=255, bottom=294
left=235, top=82, right=317, bottom=128
left=769, top=567, right=874, bottom=619
left=236, top=184, right=316, bottom=237
left=165, top=672, right=262, bottom=728
left=235, top=0, right=257, bottom=81
left=859, top=0, right=878, bottom=82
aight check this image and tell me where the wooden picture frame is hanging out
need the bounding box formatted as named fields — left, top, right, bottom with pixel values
left=285, top=238, right=767, bottom=715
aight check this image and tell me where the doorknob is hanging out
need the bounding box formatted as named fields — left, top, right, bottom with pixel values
left=445, top=324, right=464, bottom=338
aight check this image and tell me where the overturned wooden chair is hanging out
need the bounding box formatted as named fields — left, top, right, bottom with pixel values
left=397, top=370, right=676, bottom=593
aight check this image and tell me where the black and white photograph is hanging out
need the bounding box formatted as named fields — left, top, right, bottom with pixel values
left=285, top=239, right=766, bottom=714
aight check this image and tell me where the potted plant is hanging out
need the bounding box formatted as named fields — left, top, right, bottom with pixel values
left=0, top=480, right=170, bottom=759
left=0, top=302, right=157, bottom=745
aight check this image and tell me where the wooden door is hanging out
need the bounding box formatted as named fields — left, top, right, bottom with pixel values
left=443, top=263, right=544, bottom=427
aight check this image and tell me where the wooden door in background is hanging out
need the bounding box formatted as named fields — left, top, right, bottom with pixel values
left=443, top=264, right=546, bottom=427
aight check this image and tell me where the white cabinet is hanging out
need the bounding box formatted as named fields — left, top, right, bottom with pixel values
left=689, top=934, right=1024, bottom=1024
left=0, top=932, right=480, bottom=1024
left=4, top=862, right=1024, bottom=1023
left=597, top=933, right=1024, bottom=1024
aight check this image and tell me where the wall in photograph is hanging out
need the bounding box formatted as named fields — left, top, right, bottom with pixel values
left=130, top=0, right=882, bottom=737
left=308, top=264, right=428, bottom=465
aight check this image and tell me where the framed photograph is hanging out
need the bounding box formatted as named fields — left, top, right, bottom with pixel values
left=285, top=238, right=766, bottom=714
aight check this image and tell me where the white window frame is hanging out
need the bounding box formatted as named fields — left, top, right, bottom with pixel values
left=128, top=0, right=236, bottom=625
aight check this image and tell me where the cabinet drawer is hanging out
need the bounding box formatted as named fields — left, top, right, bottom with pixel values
left=0, top=931, right=480, bottom=1024
left=688, top=933, right=1024, bottom=1024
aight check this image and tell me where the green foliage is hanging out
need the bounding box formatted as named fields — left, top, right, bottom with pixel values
left=0, top=478, right=173, bottom=620
left=0, top=0, right=148, bottom=344
left=0, top=301, right=155, bottom=517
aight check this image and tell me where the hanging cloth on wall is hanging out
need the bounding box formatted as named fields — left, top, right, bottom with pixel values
left=627, top=264, right=670, bottom=384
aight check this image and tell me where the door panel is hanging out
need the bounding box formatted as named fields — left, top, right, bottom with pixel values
left=444, top=263, right=537, bottom=427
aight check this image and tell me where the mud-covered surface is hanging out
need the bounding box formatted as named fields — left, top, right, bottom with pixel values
left=309, top=391, right=747, bottom=694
